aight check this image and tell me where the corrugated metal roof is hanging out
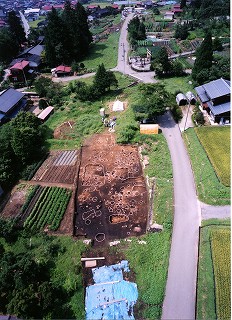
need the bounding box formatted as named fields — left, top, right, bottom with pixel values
left=202, top=78, right=230, bottom=100
left=194, top=85, right=209, bottom=103
left=0, top=88, right=25, bottom=114
left=38, top=106, right=54, bottom=120
left=28, top=44, right=44, bottom=56
left=207, top=101, right=231, bottom=116
left=176, top=93, right=187, bottom=105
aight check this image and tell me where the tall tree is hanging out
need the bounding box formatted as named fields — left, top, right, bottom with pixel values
left=0, top=29, right=19, bottom=63
left=132, top=83, right=173, bottom=119
left=44, top=8, right=71, bottom=66
left=10, top=112, right=43, bottom=165
left=151, top=47, right=172, bottom=77
left=192, top=31, right=213, bottom=81
left=8, top=11, right=26, bottom=47
left=180, top=0, right=187, bottom=8
left=93, top=64, right=118, bottom=94
left=74, top=2, right=92, bottom=57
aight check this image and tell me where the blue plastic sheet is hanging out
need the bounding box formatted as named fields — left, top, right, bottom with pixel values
left=85, top=260, right=138, bottom=320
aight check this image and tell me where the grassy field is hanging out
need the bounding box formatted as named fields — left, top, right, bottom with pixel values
left=183, top=128, right=230, bottom=205
left=159, top=76, right=194, bottom=94
left=80, top=32, right=120, bottom=71
left=195, top=127, right=230, bottom=186
left=197, top=221, right=231, bottom=320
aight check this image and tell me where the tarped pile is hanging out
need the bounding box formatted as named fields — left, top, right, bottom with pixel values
left=85, top=260, right=138, bottom=320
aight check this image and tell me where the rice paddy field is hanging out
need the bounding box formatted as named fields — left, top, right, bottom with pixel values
left=197, top=222, right=231, bottom=320
left=183, top=128, right=230, bottom=205
left=195, top=127, right=230, bottom=186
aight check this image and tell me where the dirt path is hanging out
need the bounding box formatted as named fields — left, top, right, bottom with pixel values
left=24, top=180, right=74, bottom=190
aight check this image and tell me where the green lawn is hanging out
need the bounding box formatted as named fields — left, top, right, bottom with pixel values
left=159, top=76, right=194, bottom=94
left=197, top=222, right=231, bottom=320
left=183, top=128, right=230, bottom=205
left=28, top=16, right=46, bottom=28
left=195, top=126, right=230, bottom=186
left=80, top=32, right=120, bottom=71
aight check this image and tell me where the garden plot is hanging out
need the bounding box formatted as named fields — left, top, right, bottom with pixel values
left=32, top=150, right=80, bottom=184
left=74, top=133, right=149, bottom=243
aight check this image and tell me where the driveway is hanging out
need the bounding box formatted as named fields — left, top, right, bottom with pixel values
left=158, top=112, right=200, bottom=320
left=200, top=202, right=231, bottom=220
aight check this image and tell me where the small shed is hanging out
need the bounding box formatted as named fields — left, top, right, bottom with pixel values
left=113, top=100, right=124, bottom=112
left=38, top=106, right=54, bottom=121
left=164, top=11, right=174, bottom=20
left=176, top=93, right=188, bottom=106
left=52, top=65, right=73, bottom=77
left=186, top=91, right=196, bottom=105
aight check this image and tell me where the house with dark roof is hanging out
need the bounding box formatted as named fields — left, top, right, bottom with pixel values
left=0, top=88, right=27, bottom=124
left=195, top=78, right=231, bottom=124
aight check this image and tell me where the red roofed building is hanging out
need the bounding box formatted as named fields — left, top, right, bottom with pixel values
left=52, top=65, right=73, bottom=77
left=172, top=3, right=183, bottom=13
left=9, top=60, right=32, bottom=83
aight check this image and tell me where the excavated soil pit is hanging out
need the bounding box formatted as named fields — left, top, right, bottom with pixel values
left=74, top=133, right=149, bottom=243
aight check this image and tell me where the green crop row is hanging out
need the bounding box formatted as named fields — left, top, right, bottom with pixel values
left=24, top=187, right=72, bottom=231
left=211, top=229, right=231, bottom=320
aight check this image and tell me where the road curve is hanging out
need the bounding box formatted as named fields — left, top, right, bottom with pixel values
left=158, top=112, right=201, bottom=320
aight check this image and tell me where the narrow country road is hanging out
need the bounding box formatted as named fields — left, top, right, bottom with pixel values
left=158, top=111, right=200, bottom=320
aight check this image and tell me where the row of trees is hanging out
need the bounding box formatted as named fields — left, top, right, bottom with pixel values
left=0, top=112, right=45, bottom=188
left=44, top=0, right=92, bottom=66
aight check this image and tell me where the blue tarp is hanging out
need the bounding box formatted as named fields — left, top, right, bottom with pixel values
left=85, top=260, right=138, bottom=320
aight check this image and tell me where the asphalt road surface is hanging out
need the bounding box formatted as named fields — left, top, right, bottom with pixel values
left=158, top=112, right=201, bottom=320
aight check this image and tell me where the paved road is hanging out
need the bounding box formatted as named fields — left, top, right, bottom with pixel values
left=112, top=14, right=157, bottom=83
left=158, top=111, right=201, bottom=320
left=200, top=202, right=231, bottom=220
left=19, top=11, right=30, bottom=38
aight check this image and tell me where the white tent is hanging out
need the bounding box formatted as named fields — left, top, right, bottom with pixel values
left=113, top=100, right=124, bottom=112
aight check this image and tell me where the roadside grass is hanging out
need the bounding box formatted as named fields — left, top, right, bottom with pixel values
left=159, top=76, right=194, bottom=94
left=195, top=126, right=230, bottom=186
left=113, top=85, right=173, bottom=318
left=183, top=128, right=230, bottom=205
left=197, top=222, right=231, bottom=320
left=80, top=32, right=119, bottom=71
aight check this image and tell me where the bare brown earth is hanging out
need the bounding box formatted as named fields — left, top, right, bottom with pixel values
left=53, top=121, right=75, bottom=140
left=74, top=133, right=149, bottom=244
left=0, top=183, right=31, bottom=218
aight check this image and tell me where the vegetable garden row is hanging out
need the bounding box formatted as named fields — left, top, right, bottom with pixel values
left=24, top=186, right=72, bottom=231
left=211, top=228, right=231, bottom=320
